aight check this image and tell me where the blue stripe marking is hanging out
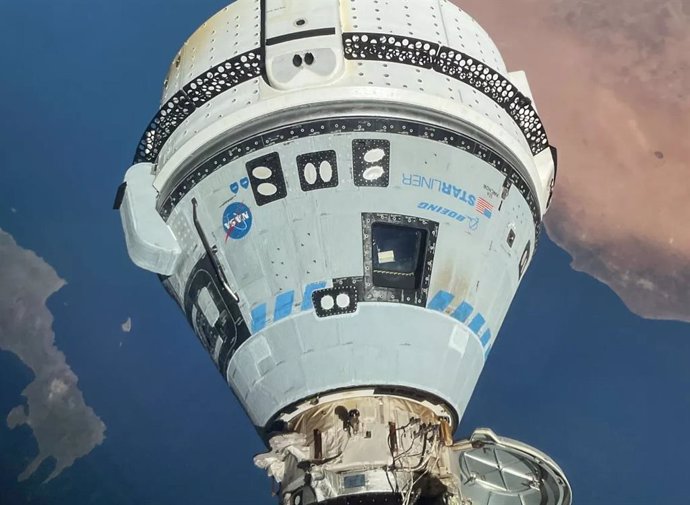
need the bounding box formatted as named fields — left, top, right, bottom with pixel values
left=427, top=290, right=454, bottom=312
left=484, top=344, right=493, bottom=359
left=451, top=301, right=473, bottom=323
left=480, top=329, right=492, bottom=347
left=301, top=281, right=327, bottom=310
left=274, top=290, right=295, bottom=321
left=469, top=313, right=486, bottom=334
left=251, top=303, right=267, bottom=332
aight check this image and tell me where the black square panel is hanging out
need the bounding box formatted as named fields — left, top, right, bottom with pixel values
left=518, top=240, right=531, bottom=279
left=312, top=286, right=358, bottom=318
left=245, top=152, right=287, bottom=206
left=352, top=139, right=390, bottom=187
left=296, top=150, right=339, bottom=191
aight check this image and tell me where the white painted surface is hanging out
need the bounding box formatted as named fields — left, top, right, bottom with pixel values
left=120, top=163, right=181, bottom=275
left=122, top=0, right=555, bottom=430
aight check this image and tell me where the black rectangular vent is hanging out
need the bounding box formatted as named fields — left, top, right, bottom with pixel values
left=245, top=152, right=287, bottom=206
left=352, top=139, right=390, bottom=187
left=296, top=150, right=339, bottom=191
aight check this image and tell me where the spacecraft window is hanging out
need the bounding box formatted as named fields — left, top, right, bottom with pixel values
left=372, top=223, right=427, bottom=290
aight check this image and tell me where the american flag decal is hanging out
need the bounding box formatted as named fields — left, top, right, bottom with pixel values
left=475, top=197, right=494, bottom=218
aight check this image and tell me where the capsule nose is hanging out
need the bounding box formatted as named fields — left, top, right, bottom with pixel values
left=264, top=0, right=345, bottom=90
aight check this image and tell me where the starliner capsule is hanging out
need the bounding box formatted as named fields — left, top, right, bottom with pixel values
left=117, top=0, right=571, bottom=503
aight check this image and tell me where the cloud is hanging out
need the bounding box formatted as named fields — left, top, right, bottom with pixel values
left=454, top=0, right=690, bottom=321
left=0, top=228, right=106, bottom=482
left=121, top=317, right=132, bottom=333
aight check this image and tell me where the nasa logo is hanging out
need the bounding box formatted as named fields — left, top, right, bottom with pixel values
left=222, top=202, right=253, bottom=241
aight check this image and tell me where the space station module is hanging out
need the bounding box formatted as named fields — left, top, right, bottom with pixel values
left=117, top=0, right=572, bottom=503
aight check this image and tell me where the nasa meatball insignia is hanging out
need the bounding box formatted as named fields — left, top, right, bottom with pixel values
left=222, top=202, right=252, bottom=241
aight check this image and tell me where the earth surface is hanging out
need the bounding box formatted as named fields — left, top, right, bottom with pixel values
left=0, top=1, right=688, bottom=504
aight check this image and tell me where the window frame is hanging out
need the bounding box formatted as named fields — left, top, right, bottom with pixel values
left=361, top=213, right=439, bottom=307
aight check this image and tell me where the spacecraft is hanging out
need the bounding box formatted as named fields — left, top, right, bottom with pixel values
left=116, top=0, right=571, bottom=503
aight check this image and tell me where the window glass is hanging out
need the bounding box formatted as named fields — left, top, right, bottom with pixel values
left=372, top=223, right=427, bottom=289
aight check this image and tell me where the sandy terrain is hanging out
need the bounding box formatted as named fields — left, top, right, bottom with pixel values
left=455, top=0, right=690, bottom=321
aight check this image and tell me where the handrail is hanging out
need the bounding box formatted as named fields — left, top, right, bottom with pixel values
left=191, top=198, right=240, bottom=304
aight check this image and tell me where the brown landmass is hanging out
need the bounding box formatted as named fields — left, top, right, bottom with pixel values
left=456, top=0, right=690, bottom=321
left=0, top=229, right=106, bottom=481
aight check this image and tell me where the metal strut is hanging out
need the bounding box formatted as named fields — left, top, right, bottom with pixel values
left=191, top=198, right=240, bottom=303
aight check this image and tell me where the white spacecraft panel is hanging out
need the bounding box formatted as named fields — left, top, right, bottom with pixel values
left=144, top=0, right=265, bottom=168
left=153, top=112, right=536, bottom=427
left=125, top=0, right=556, bottom=433
left=227, top=305, right=486, bottom=426
left=145, top=0, right=551, bottom=210
left=437, top=0, right=506, bottom=73
left=264, top=0, right=346, bottom=90
left=156, top=78, right=264, bottom=170
left=161, top=0, right=261, bottom=102
left=120, top=0, right=571, bottom=502
left=120, top=163, right=181, bottom=275
left=344, top=0, right=445, bottom=45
